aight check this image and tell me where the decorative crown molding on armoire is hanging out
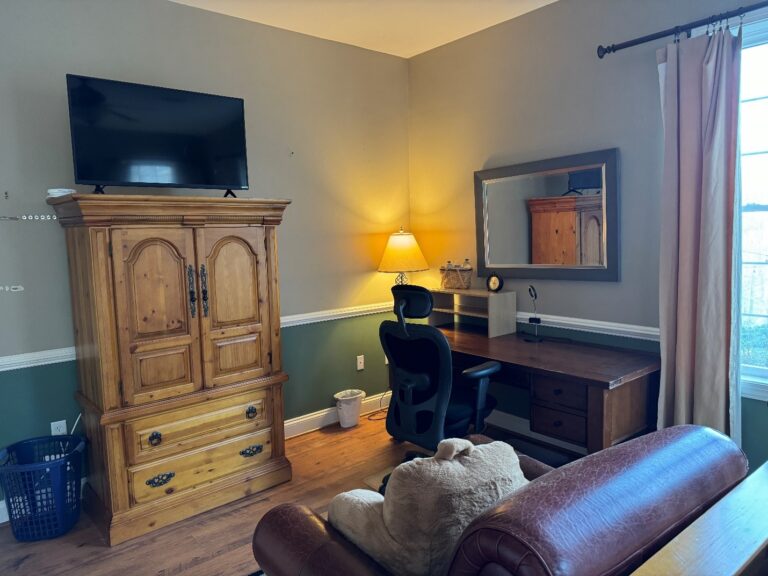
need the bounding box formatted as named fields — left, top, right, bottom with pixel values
left=49, top=194, right=292, bottom=545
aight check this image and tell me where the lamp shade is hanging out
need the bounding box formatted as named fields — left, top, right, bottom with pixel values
left=378, top=228, right=428, bottom=273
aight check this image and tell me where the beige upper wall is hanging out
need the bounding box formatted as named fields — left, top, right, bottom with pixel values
left=0, top=0, right=409, bottom=356
left=408, top=0, right=742, bottom=327
left=0, top=0, right=745, bottom=356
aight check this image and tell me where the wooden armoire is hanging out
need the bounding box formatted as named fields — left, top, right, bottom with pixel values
left=527, top=195, right=603, bottom=266
left=48, top=194, right=292, bottom=545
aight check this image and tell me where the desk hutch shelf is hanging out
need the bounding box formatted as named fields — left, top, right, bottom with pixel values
left=429, top=288, right=516, bottom=338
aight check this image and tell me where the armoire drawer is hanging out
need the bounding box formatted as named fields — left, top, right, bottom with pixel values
left=125, top=389, right=270, bottom=465
left=530, top=405, right=586, bottom=445
left=531, top=375, right=587, bottom=411
left=128, top=428, right=273, bottom=506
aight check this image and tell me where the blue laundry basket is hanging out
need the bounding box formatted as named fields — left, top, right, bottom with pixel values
left=0, top=435, right=85, bottom=541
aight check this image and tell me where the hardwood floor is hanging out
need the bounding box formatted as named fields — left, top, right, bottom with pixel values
left=0, top=416, right=407, bottom=576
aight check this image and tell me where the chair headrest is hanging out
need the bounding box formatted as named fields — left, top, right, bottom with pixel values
left=391, top=285, right=433, bottom=319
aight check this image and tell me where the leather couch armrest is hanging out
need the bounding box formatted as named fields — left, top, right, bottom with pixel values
left=253, top=503, right=388, bottom=576
left=449, top=425, right=748, bottom=576
left=516, top=452, right=554, bottom=480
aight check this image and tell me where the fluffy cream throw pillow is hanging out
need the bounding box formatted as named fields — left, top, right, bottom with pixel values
left=328, top=438, right=529, bottom=576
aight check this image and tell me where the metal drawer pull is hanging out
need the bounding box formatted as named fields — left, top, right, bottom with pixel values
left=245, top=405, right=258, bottom=419
left=553, top=420, right=563, bottom=428
left=148, top=431, right=162, bottom=447
left=146, top=472, right=175, bottom=488
left=239, top=444, right=264, bottom=458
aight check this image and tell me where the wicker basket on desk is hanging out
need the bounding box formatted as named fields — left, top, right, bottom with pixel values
left=440, top=267, right=472, bottom=289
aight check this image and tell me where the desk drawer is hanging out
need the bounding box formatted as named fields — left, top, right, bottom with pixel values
left=531, top=405, right=586, bottom=445
left=125, top=389, right=270, bottom=465
left=128, top=428, right=272, bottom=506
left=532, top=375, right=587, bottom=411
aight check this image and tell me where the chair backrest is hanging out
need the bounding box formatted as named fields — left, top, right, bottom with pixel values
left=380, top=285, right=453, bottom=451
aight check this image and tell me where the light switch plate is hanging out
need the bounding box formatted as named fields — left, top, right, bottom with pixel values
left=356, top=355, right=365, bottom=371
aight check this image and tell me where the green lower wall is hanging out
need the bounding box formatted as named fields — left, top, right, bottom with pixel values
left=0, top=313, right=394, bottom=452
left=742, top=398, right=768, bottom=472
left=0, top=361, right=82, bottom=448
left=0, top=314, right=765, bottom=501
left=281, top=313, right=391, bottom=419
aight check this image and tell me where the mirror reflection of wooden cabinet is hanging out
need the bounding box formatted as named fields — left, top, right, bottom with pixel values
left=49, top=194, right=292, bottom=546
left=527, top=195, right=603, bottom=266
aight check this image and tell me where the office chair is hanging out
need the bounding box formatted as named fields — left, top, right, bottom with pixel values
left=380, top=285, right=500, bottom=452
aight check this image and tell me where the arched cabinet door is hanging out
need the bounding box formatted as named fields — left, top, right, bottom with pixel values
left=580, top=209, right=603, bottom=266
left=112, top=228, right=203, bottom=405
left=196, top=227, right=272, bottom=388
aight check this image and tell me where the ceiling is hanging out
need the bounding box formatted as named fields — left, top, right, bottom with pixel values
left=167, top=0, right=558, bottom=58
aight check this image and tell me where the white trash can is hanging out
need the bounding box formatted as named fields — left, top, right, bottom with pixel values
left=334, top=389, right=366, bottom=428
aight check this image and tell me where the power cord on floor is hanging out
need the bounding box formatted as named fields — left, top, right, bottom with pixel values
left=367, top=389, right=389, bottom=421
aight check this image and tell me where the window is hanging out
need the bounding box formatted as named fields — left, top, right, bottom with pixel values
left=740, top=22, right=768, bottom=401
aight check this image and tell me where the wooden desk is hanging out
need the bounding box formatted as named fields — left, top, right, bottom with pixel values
left=439, top=327, right=661, bottom=453
left=634, top=461, right=768, bottom=576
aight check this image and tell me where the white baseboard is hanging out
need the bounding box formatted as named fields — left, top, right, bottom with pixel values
left=284, top=391, right=391, bottom=438
left=485, top=410, right=588, bottom=455
left=0, top=397, right=393, bottom=524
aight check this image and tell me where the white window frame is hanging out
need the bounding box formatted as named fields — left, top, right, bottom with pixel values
left=740, top=16, right=768, bottom=402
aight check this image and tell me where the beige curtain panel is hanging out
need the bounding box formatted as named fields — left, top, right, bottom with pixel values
left=657, top=29, right=742, bottom=434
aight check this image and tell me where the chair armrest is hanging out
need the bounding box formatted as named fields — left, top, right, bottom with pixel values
left=253, top=503, right=388, bottom=576
left=461, top=361, right=501, bottom=380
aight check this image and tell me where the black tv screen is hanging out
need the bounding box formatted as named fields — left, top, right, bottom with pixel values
left=66, top=75, right=248, bottom=190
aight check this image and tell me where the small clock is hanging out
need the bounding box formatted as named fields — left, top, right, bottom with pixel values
left=486, top=273, right=504, bottom=292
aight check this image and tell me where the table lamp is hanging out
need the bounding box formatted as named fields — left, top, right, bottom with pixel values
left=378, top=226, right=428, bottom=285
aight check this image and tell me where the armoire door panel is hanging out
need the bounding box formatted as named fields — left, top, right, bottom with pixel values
left=209, top=240, right=260, bottom=326
left=197, top=227, right=271, bottom=388
left=112, top=228, right=203, bottom=405
left=215, top=333, right=261, bottom=373
left=125, top=239, right=190, bottom=339
left=137, top=347, right=189, bottom=387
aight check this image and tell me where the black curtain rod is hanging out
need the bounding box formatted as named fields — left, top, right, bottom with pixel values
left=597, top=0, right=768, bottom=59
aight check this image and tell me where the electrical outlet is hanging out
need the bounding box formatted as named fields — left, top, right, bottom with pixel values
left=51, top=419, right=67, bottom=436
left=356, top=354, right=365, bottom=371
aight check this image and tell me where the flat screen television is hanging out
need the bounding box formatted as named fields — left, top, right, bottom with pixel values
left=66, top=74, right=248, bottom=192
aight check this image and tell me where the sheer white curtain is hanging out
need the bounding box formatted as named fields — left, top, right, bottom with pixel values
left=656, top=27, right=742, bottom=435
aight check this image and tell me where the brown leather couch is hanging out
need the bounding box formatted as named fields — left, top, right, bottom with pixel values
left=252, top=425, right=748, bottom=576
